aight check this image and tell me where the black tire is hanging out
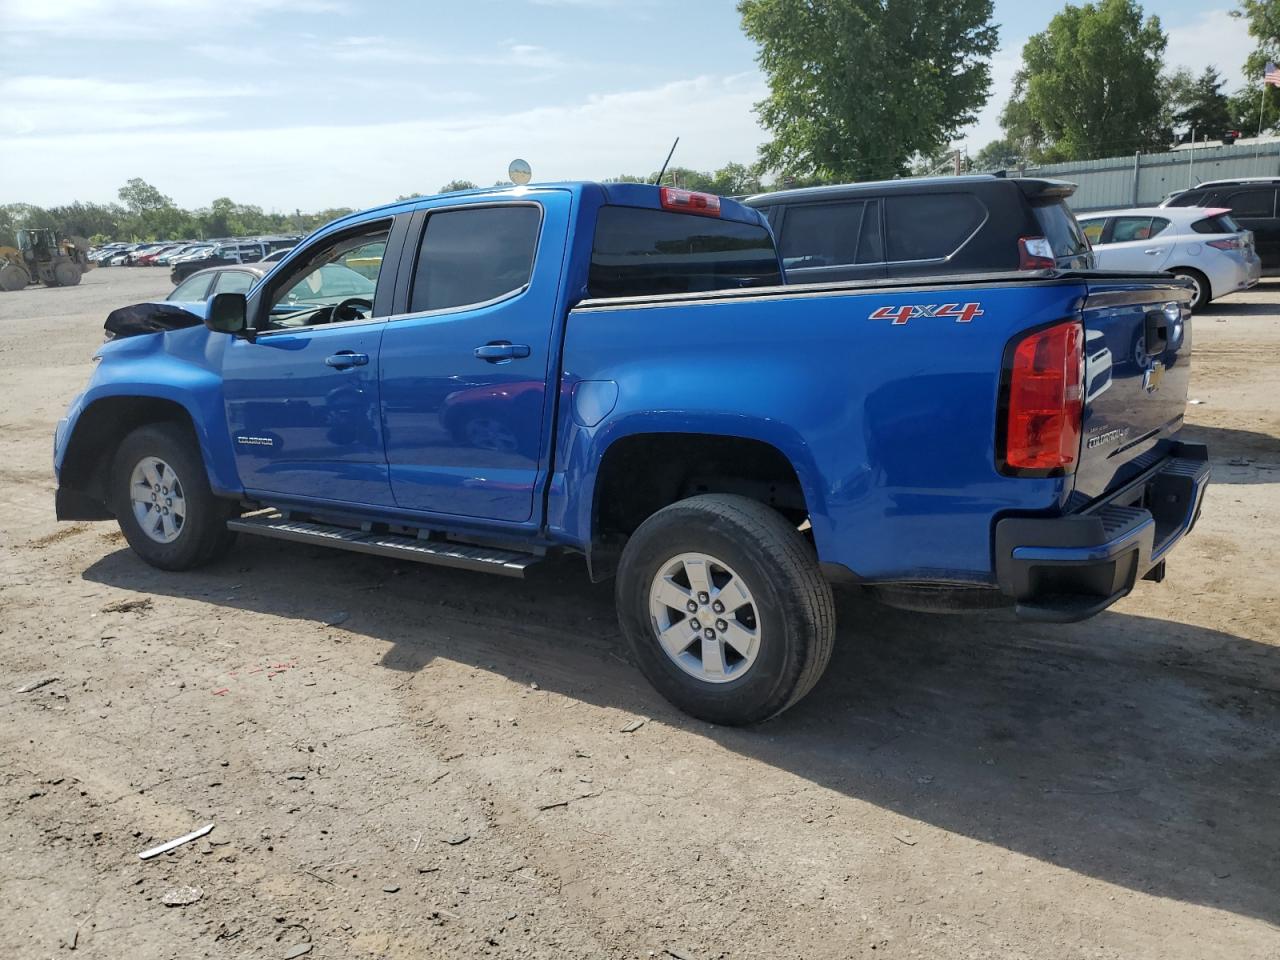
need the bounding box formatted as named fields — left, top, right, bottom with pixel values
left=53, top=260, right=82, bottom=286
left=1170, top=268, right=1209, bottom=312
left=615, top=494, right=836, bottom=725
left=110, top=422, right=237, bottom=570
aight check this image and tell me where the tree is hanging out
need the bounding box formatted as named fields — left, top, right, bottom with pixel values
left=439, top=180, right=478, bottom=193
left=117, top=178, right=173, bottom=215
left=1163, top=67, right=1232, bottom=142
left=738, top=0, right=998, bottom=182
left=1236, top=0, right=1280, bottom=134
left=971, top=137, right=1022, bottom=170
left=1001, top=0, right=1166, bottom=162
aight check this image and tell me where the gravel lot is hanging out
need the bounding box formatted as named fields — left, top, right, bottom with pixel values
left=1, top=267, right=1278, bottom=959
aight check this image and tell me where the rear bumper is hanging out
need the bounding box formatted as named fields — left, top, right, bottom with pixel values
left=994, top=442, right=1210, bottom=622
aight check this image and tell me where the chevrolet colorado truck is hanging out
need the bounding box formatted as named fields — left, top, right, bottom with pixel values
left=53, top=182, right=1209, bottom=725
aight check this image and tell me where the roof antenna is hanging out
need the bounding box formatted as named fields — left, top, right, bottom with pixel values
left=654, top=137, right=680, bottom=186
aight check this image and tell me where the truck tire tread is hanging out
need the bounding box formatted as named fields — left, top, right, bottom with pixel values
left=616, top=493, right=835, bottom=725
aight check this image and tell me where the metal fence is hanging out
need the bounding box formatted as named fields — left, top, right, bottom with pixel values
left=987, top=140, right=1280, bottom=211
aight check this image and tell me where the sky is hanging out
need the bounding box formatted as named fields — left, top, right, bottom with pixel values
left=0, top=0, right=1255, bottom=212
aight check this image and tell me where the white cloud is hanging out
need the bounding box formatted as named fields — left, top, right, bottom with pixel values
left=0, top=0, right=345, bottom=38
left=190, top=36, right=566, bottom=70
left=5, top=74, right=769, bottom=209
left=0, top=75, right=252, bottom=136
left=1165, top=8, right=1251, bottom=90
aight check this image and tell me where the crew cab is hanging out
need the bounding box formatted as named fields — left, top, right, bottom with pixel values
left=54, top=182, right=1209, bottom=725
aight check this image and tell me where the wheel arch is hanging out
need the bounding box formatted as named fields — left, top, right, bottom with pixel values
left=577, top=422, right=827, bottom=581
left=57, top=393, right=234, bottom=519
left=1168, top=266, right=1210, bottom=305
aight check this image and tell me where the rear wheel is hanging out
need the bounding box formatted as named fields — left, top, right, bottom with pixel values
left=1170, top=268, right=1209, bottom=312
left=110, top=423, right=237, bottom=570
left=615, top=494, right=835, bottom=725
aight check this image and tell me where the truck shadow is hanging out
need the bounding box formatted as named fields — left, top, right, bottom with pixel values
left=83, top=542, right=1280, bottom=928
left=1179, top=423, right=1280, bottom=484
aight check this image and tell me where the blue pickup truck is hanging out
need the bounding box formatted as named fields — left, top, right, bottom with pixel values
left=54, top=181, right=1209, bottom=724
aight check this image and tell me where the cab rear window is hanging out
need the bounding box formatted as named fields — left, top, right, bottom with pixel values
left=588, top=206, right=781, bottom=299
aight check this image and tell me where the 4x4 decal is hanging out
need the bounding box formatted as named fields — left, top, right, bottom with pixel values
left=868, top=302, right=984, bottom=325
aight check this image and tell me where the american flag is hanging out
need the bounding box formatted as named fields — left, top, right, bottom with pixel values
left=1266, top=61, right=1280, bottom=87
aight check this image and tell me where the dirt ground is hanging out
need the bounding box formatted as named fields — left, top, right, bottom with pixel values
left=1, top=267, right=1278, bottom=960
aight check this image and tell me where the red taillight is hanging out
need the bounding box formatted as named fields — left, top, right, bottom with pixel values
left=659, top=187, right=721, bottom=217
left=1018, top=236, right=1055, bottom=270
left=1206, top=237, right=1241, bottom=251
left=1001, top=321, right=1084, bottom=474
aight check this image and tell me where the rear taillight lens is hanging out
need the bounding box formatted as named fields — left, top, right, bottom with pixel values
left=659, top=187, right=721, bottom=217
left=1206, top=237, right=1242, bottom=251
left=1000, top=320, right=1084, bottom=474
left=1018, top=236, right=1055, bottom=270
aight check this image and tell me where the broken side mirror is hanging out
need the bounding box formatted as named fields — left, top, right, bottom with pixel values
left=205, top=292, right=253, bottom=340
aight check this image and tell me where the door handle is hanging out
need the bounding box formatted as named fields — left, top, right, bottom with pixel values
left=325, top=351, right=368, bottom=369
left=1143, top=249, right=1162, bottom=255
left=474, top=342, right=531, bottom=362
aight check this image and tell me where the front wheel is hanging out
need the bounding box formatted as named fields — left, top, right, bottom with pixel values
left=615, top=494, right=835, bottom=725
left=110, top=422, right=237, bottom=570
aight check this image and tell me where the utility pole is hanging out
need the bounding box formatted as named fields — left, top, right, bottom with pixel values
left=1188, top=125, right=1196, bottom=188
left=954, top=149, right=963, bottom=176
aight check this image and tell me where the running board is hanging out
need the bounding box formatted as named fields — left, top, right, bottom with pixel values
left=227, top=514, right=540, bottom=578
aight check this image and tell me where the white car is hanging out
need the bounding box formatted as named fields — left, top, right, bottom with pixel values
left=1077, top=206, right=1260, bottom=311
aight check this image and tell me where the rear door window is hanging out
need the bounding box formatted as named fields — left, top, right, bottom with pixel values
left=884, top=193, right=986, bottom=261
left=410, top=205, right=541, bottom=313
left=1111, top=217, right=1156, bottom=242
left=778, top=201, right=882, bottom=266
left=1223, top=188, right=1276, bottom=218
left=1079, top=218, right=1106, bottom=245
left=588, top=207, right=781, bottom=298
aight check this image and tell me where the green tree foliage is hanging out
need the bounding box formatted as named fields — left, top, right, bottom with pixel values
left=439, top=180, right=479, bottom=193
left=739, top=0, right=998, bottom=181
left=1235, top=0, right=1280, bottom=134
left=1163, top=67, right=1233, bottom=141
left=971, top=137, right=1023, bottom=171
left=0, top=178, right=358, bottom=248
left=607, top=163, right=768, bottom=195
left=1001, top=0, right=1166, bottom=162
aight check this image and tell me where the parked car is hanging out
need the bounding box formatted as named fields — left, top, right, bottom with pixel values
left=257, top=246, right=294, bottom=263
left=743, top=174, right=1094, bottom=283
left=1077, top=206, right=1259, bottom=311
left=1162, top=177, right=1280, bottom=275
left=166, top=264, right=269, bottom=304
left=89, top=244, right=129, bottom=266
left=154, top=243, right=208, bottom=266
left=121, top=242, right=170, bottom=266
left=55, top=182, right=1206, bottom=725
left=167, top=244, right=215, bottom=265
left=170, top=241, right=270, bottom=283
left=134, top=243, right=189, bottom=267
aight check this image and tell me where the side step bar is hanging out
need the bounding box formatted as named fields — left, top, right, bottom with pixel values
left=227, top=514, right=540, bottom=578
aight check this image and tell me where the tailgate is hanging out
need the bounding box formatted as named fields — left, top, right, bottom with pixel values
left=1074, top=276, right=1194, bottom=502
